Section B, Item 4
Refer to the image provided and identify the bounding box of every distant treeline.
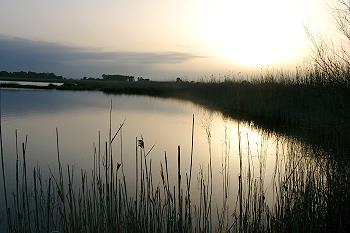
[83,74,151,82]
[102,74,135,82]
[0,71,64,79]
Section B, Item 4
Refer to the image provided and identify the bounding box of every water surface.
[0,88,318,229]
[0,80,63,87]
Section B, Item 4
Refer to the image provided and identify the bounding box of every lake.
[0,88,328,231]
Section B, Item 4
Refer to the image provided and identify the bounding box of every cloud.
[0,35,200,78]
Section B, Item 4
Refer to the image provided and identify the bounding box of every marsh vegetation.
[0,91,348,233]
[1,112,349,233]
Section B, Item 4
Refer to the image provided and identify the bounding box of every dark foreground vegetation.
[1,113,349,233]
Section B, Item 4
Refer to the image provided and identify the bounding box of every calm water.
[0,80,63,87]
[0,88,318,229]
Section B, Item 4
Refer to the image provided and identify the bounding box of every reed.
[0,87,11,232]
[0,114,349,233]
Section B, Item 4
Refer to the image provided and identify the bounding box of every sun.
[198,0,307,67]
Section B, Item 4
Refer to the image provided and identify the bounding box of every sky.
[0,0,344,80]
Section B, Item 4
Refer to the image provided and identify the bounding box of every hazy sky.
[0,0,343,80]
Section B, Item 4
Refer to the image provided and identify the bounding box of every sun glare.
[199,0,307,67]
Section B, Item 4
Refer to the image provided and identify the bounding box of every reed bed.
[0,108,350,233]
[49,66,349,157]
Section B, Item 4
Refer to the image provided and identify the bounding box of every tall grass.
[1,109,349,233]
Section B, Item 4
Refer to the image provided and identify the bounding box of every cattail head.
[138,139,144,149]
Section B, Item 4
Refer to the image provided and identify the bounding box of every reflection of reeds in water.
[1,108,350,232]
